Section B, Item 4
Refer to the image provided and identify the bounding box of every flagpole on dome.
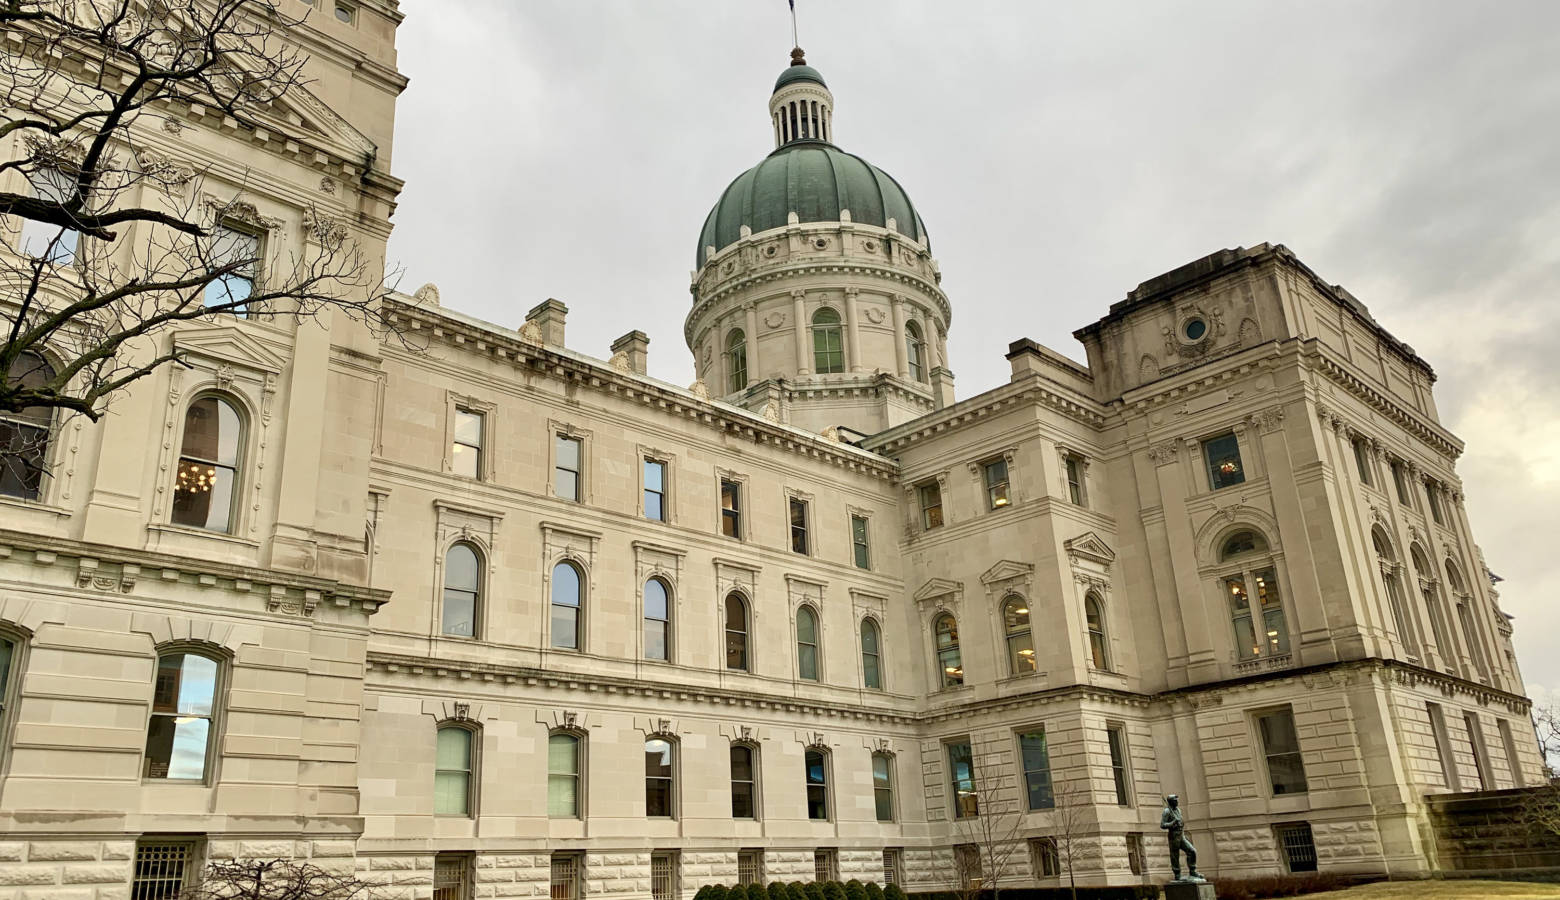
[789,0,799,51]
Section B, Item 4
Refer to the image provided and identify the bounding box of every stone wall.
[1426,788,1560,873]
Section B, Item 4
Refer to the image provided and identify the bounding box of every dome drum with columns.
[686,49,954,435]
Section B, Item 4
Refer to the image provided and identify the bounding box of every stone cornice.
[1306,342,1463,461]
[867,373,1107,454]
[382,299,900,482]
[0,528,389,615]
[366,651,921,726]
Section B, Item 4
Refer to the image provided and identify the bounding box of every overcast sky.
[384,1,1560,699]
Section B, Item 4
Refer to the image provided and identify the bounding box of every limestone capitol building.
[0,3,1543,899]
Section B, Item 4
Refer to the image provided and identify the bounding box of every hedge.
[699,885,1157,900]
[905,889,1159,900]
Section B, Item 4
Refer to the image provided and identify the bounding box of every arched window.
[441,542,481,638]
[644,578,671,661]
[1221,530,1269,560]
[860,618,883,690]
[1085,594,1110,670]
[171,394,243,533]
[548,732,581,818]
[804,748,829,820]
[796,605,820,681]
[144,650,220,781]
[905,320,926,382]
[1412,547,1453,663]
[1372,530,1418,657]
[934,614,964,687]
[645,738,675,817]
[726,329,748,393]
[1219,529,1290,660]
[0,631,20,742]
[872,752,895,822]
[725,593,749,671]
[0,351,55,500]
[1446,563,1490,680]
[812,308,844,374]
[551,561,582,650]
[730,744,757,818]
[435,724,475,816]
[1003,596,1035,675]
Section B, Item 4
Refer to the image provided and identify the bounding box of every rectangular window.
[650,853,678,900]
[1276,823,1318,873]
[550,853,581,900]
[1126,833,1145,875]
[721,479,742,538]
[789,497,809,554]
[1203,432,1246,490]
[1018,729,1054,810]
[1065,454,1087,506]
[813,849,838,883]
[555,434,582,501]
[954,844,981,890]
[1425,480,1445,525]
[872,754,894,822]
[1465,712,1492,790]
[644,459,666,521]
[919,481,943,530]
[1498,719,1525,787]
[737,850,764,886]
[1352,437,1373,486]
[204,223,261,315]
[1391,460,1413,505]
[983,458,1010,509]
[730,745,756,819]
[1257,708,1309,795]
[433,854,473,900]
[1106,725,1131,806]
[131,840,198,900]
[946,739,978,819]
[1228,567,1290,659]
[851,515,871,569]
[1427,702,1460,791]
[452,409,483,479]
[882,849,902,886]
[19,167,82,265]
[1030,837,1059,878]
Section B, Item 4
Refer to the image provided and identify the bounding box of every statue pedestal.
[1164,882,1216,900]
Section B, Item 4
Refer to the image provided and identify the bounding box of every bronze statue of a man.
[1160,794,1202,881]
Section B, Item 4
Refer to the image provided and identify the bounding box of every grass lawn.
[1298,881,1560,899]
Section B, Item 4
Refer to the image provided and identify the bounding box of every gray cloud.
[386,0,1560,700]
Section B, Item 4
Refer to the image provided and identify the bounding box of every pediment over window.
[980,559,1034,586]
[1064,532,1116,566]
[173,327,285,375]
[913,577,963,604]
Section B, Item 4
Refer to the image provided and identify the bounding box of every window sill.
[146,523,261,549]
[0,494,71,517]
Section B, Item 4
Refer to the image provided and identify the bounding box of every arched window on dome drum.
[0,351,55,500]
[1003,596,1035,675]
[860,618,883,690]
[905,320,926,382]
[725,329,748,393]
[812,307,844,374]
[934,613,963,687]
[551,561,582,650]
[171,394,243,533]
[725,593,749,671]
[442,542,481,638]
[796,605,820,681]
[1085,594,1109,670]
[1372,530,1418,657]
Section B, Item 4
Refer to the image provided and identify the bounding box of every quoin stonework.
[0,5,1542,900]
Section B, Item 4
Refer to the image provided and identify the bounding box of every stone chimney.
[525,299,568,346]
[610,330,650,375]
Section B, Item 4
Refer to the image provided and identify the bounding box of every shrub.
[790,882,809,900]
[768,883,789,900]
[694,888,711,900]
[864,884,885,900]
[805,882,827,900]
[730,886,751,900]
[707,886,729,900]
[1212,873,1354,900]
[823,883,847,900]
[884,885,909,900]
[844,881,868,900]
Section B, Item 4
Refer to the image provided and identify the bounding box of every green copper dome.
[697,141,929,267]
[774,64,826,92]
